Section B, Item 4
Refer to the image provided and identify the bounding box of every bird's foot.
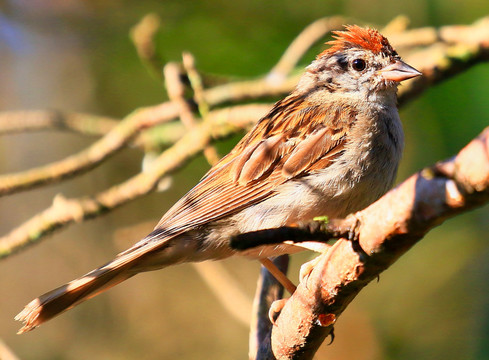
[269,298,288,325]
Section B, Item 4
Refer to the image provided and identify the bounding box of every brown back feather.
[150,95,357,237]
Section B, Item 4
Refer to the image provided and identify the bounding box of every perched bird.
[16,25,421,333]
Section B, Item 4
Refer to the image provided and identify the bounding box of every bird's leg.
[259,258,297,294]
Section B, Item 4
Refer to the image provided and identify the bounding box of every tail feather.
[15,232,180,334]
[15,262,133,334]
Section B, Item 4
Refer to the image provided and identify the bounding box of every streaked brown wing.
[152,95,357,237]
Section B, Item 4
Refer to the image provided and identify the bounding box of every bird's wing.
[126,95,357,252]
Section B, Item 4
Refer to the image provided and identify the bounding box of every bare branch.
[0,338,20,360]
[249,256,289,360]
[130,13,164,79]
[0,110,118,136]
[182,52,220,165]
[398,26,489,105]
[182,52,210,119]
[164,62,199,129]
[167,55,253,326]
[0,102,179,197]
[0,106,267,153]
[0,104,270,258]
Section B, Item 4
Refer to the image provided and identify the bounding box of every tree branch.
[165,57,255,327]
[0,102,179,197]
[130,13,164,80]
[0,104,269,258]
[0,338,19,360]
[233,126,489,359]
[249,255,290,360]
[0,110,118,136]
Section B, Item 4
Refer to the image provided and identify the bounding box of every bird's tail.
[15,259,135,334]
[15,230,179,334]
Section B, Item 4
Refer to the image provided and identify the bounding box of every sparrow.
[16,25,421,333]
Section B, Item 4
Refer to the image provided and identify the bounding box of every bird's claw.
[269,298,288,325]
[299,255,322,284]
[327,327,335,345]
[347,215,361,241]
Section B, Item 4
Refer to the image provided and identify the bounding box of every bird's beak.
[379,60,422,82]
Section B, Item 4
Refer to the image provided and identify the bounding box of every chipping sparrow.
[16,25,421,333]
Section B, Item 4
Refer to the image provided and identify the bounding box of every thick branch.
[235,127,489,359]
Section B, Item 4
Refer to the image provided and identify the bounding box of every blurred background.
[1,0,489,359]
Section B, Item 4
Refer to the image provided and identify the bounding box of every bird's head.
[298,25,421,101]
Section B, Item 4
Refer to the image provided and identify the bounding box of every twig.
[0,106,268,153]
[0,109,187,152]
[182,52,210,119]
[0,338,20,360]
[203,74,300,108]
[181,53,220,165]
[398,39,489,106]
[0,102,179,197]
[191,261,252,326]
[130,13,164,79]
[388,16,489,49]
[0,110,118,136]
[163,62,198,129]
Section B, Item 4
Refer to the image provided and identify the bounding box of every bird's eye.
[351,59,366,71]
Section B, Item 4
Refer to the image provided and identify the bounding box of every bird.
[16,25,421,334]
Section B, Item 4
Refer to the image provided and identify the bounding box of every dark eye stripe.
[335,54,349,70]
